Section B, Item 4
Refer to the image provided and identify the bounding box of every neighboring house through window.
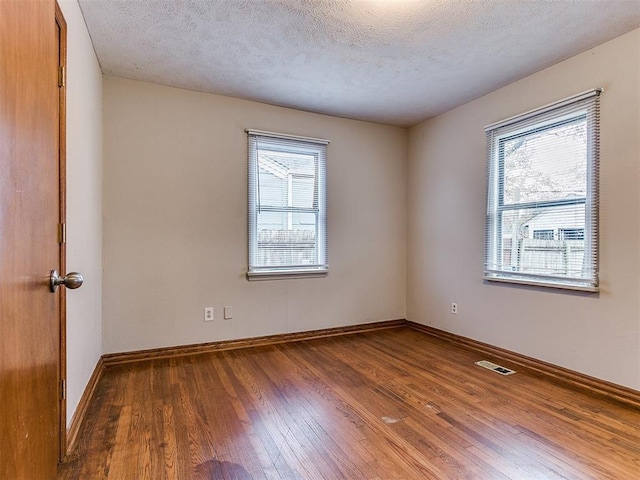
[559,228,585,241]
[246,130,328,279]
[533,229,554,240]
[484,89,601,291]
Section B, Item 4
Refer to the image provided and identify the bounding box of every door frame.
[55,1,68,462]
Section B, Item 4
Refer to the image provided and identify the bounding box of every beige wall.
[407,29,640,390]
[65,12,638,406]
[102,77,407,353]
[58,0,103,425]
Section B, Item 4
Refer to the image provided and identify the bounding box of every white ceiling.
[78,0,640,127]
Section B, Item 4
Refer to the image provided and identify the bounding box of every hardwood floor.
[58,328,640,479]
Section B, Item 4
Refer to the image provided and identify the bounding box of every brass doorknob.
[50,270,84,293]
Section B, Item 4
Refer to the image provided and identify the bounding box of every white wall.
[407,29,640,390]
[102,77,407,353]
[58,0,103,426]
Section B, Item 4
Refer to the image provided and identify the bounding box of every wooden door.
[0,1,64,478]
[55,1,69,462]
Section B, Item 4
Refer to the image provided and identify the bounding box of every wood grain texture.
[64,357,104,457]
[101,319,405,365]
[99,319,640,410]
[56,0,69,460]
[408,322,640,409]
[1,1,62,478]
[59,328,640,479]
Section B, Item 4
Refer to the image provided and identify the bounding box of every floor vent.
[475,360,516,375]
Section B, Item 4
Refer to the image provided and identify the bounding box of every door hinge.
[60,379,66,400]
[58,66,65,88]
[58,223,66,244]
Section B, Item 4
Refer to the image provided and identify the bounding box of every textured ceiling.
[78,0,640,127]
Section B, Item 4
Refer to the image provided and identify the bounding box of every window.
[484,89,601,291]
[247,130,328,279]
[533,229,554,240]
[559,228,584,241]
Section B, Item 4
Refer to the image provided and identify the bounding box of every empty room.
[2,0,640,479]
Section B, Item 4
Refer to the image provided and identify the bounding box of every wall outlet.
[224,306,233,320]
[451,302,458,315]
[204,307,214,322]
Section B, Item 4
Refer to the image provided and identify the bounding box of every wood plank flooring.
[58,328,640,479]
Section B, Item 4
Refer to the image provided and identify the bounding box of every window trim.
[246,129,329,280]
[484,89,601,292]
[533,229,554,240]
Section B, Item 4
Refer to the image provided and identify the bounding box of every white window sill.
[247,269,328,281]
[483,275,598,292]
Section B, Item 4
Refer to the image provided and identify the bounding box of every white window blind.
[247,130,328,279]
[484,89,601,291]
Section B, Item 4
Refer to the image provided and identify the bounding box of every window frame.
[533,229,554,240]
[484,89,601,292]
[246,129,329,280]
